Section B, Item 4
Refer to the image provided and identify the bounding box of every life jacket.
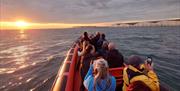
[123,65,160,91]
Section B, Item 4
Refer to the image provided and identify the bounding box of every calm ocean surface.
[0,26,180,91]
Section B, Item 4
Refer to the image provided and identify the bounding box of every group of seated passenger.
[77,32,160,91]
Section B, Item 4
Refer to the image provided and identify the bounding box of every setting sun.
[15,21,29,28]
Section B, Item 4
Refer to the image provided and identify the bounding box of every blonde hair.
[93,58,111,91]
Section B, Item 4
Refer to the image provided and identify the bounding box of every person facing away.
[106,42,124,68]
[84,58,116,91]
[83,31,91,42]
[123,55,160,91]
[98,41,109,59]
[90,32,101,51]
[79,43,96,79]
[97,33,108,49]
[78,41,96,91]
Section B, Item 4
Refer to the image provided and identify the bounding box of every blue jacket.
[84,65,116,91]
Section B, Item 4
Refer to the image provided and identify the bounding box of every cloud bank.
[0,0,180,23]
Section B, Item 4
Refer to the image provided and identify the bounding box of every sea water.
[0,26,180,91]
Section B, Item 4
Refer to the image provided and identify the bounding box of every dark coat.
[80,53,95,80]
[106,49,124,68]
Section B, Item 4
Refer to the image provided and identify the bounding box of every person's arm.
[84,65,93,80]
[78,50,85,56]
[147,70,159,82]
[82,41,86,50]
[145,63,159,91]
[78,41,87,56]
[90,45,96,54]
[144,62,159,82]
[83,65,94,90]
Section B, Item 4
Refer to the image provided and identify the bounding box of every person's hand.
[94,71,100,78]
[90,60,94,65]
[144,60,153,71]
[76,44,79,48]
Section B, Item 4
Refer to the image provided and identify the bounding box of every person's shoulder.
[110,76,116,87]
[110,76,116,81]
[110,49,118,51]
[109,49,119,53]
[112,49,123,55]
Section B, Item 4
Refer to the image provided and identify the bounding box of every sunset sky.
[0,0,180,29]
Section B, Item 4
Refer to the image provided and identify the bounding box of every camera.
[146,56,153,66]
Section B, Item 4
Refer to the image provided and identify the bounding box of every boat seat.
[109,67,124,85]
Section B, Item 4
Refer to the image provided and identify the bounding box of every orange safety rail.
[109,67,124,85]
[65,46,78,91]
[51,43,77,91]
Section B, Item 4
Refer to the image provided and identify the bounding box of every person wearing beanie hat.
[127,55,144,70]
[123,55,160,91]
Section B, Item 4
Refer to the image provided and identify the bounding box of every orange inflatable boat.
[51,40,170,91]
[51,43,124,91]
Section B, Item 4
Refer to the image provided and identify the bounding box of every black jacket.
[106,49,124,68]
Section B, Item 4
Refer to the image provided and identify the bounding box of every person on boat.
[123,55,160,91]
[97,41,109,59]
[77,32,90,50]
[97,33,108,49]
[77,41,87,55]
[106,42,124,68]
[82,32,91,42]
[84,58,116,91]
[78,42,96,91]
[90,32,101,51]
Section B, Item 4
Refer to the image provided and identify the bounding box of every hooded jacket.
[123,65,160,91]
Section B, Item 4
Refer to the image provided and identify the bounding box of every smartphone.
[146,56,153,65]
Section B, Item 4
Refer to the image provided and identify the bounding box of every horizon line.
[1,18,180,30]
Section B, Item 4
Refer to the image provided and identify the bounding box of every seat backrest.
[109,67,124,85]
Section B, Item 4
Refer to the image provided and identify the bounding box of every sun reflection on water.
[12,45,30,72]
[20,29,25,34]
[18,77,23,80]
[0,36,30,74]
[20,33,27,39]
[19,29,27,40]
[26,78,33,83]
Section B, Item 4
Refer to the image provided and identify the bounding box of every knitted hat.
[127,55,144,67]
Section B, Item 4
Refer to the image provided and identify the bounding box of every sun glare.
[15,21,29,28]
